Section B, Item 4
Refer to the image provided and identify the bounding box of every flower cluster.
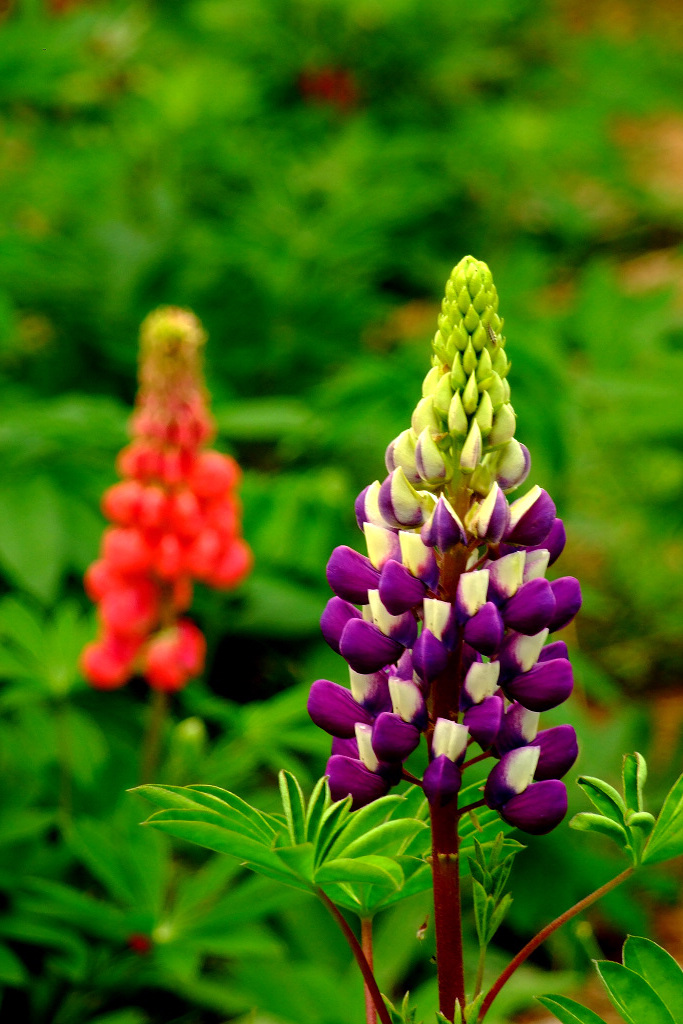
[308,257,581,834]
[81,307,251,692]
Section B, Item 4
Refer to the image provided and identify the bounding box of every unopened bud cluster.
[308,257,582,835]
[81,308,251,693]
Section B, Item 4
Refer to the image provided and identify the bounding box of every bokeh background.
[1,0,683,1021]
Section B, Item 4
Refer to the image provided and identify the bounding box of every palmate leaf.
[622,936,683,1023]
[537,994,608,1024]
[643,771,683,866]
[595,960,675,1024]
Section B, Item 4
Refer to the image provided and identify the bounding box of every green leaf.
[315,855,404,890]
[326,794,405,858]
[595,960,676,1024]
[187,786,278,836]
[622,753,647,814]
[537,994,608,1024]
[0,477,65,603]
[134,786,274,843]
[278,771,307,845]
[339,819,427,859]
[273,843,315,883]
[313,796,352,865]
[464,993,486,1023]
[486,891,513,944]
[303,776,330,842]
[643,772,683,865]
[569,813,629,847]
[472,879,488,944]
[0,942,28,987]
[143,812,288,876]
[577,776,627,824]
[622,936,683,1023]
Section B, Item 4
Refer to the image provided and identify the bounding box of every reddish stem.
[478,866,635,1020]
[462,751,493,769]
[361,917,376,1024]
[317,890,392,1024]
[430,800,466,1019]
[457,798,486,816]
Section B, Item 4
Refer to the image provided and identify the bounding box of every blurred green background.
[1,0,683,1022]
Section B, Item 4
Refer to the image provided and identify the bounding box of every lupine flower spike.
[81,307,252,693]
[308,256,581,1018]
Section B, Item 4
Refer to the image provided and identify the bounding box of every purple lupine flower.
[308,255,582,837]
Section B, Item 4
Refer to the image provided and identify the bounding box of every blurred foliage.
[1,0,683,1021]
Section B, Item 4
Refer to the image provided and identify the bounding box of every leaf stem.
[317,889,392,1024]
[473,944,487,999]
[458,798,486,816]
[462,752,492,770]
[361,917,377,1024]
[478,865,635,1020]
[140,686,169,784]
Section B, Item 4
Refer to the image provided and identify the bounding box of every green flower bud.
[460,419,482,473]
[450,323,468,352]
[412,395,441,434]
[416,427,449,484]
[422,365,441,398]
[462,372,479,415]
[484,371,506,409]
[488,403,516,446]
[492,347,509,378]
[388,428,421,482]
[470,456,495,496]
[462,339,478,376]
[501,378,511,403]
[450,352,467,389]
[464,305,479,333]
[475,390,494,435]
[476,347,493,381]
[433,331,449,363]
[448,390,469,437]
[471,323,487,351]
[433,373,454,416]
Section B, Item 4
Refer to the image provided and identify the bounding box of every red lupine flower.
[81,307,252,693]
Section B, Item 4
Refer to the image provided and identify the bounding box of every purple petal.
[531,725,578,780]
[526,518,566,566]
[496,440,531,492]
[505,487,556,546]
[484,747,540,809]
[423,755,462,807]
[372,712,421,762]
[421,495,466,550]
[331,736,359,757]
[339,618,404,674]
[548,577,582,632]
[500,779,567,835]
[307,680,374,738]
[379,560,426,615]
[394,649,415,680]
[326,546,380,604]
[464,602,504,656]
[326,754,390,809]
[412,629,449,684]
[487,551,525,605]
[503,578,556,635]
[463,695,504,749]
[355,485,371,530]
[538,640,568,662]
[350,669,392,713]
[378,469,425,529]
[320,597,360,653]
[496,702,539,754]
[498,629,548,680]
[476,484,510,543]
[504,658,574,711]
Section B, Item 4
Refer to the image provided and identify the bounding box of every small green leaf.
[577,776,627,824]
[471,879,488,944]
[595,960,675,1024]
[486,892,513,944]
[622,753,647,814]
[134,786,274,843]
[326,794,405,858]
[315,855,404,890]
[340,819,427,859]
[643,773,683,865]
[464,993,486,1023]
[622,936,683,1023]
[273,843,315,882]
[303,776,330,842]
[278,771,306,845]
[313,797,352,865]
[537,994,608,1024]
[569,812,629,847]
[0,942,28,986]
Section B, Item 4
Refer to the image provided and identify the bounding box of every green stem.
[317,890,392,1024]
[473,944,487,999]
[361,917,377,1024]
[478,865,635,1020]
[140,686,169,784]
